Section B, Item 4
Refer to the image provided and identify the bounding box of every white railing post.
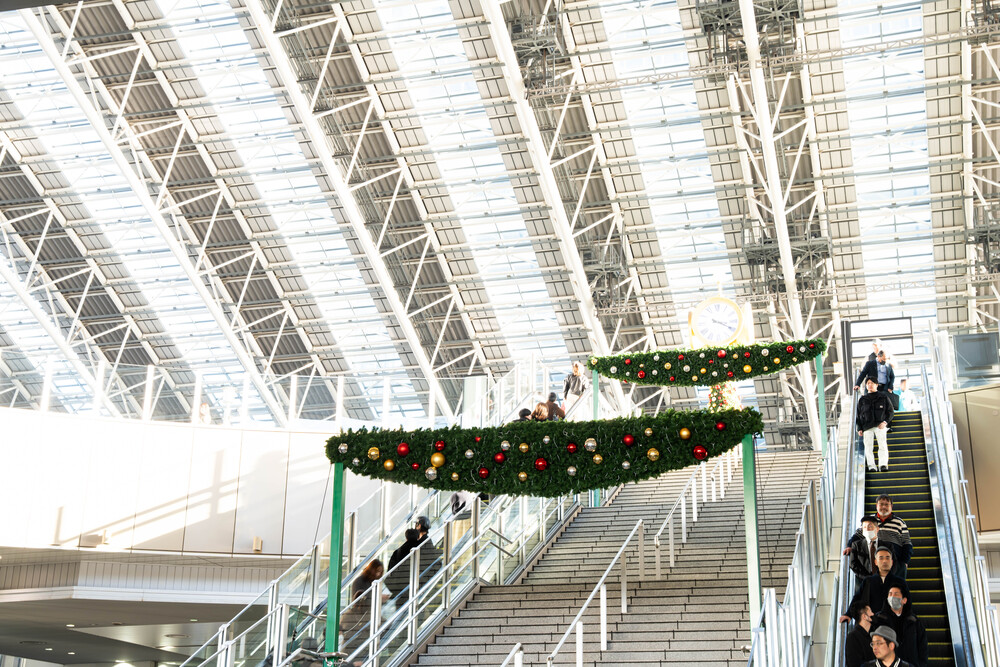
[669,517,675,567]
[691,481,697,523]
[620,554,627,614]
[599,584,607,650]
[637,521,645,580]
[701,461,707,506]
[654,537,661,580]
[575,621,583,667]
[680,495,687,542]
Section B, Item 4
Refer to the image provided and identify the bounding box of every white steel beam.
[736,0,822,449]
[242,0,457,422]
[479,1,629,408]
[22,9,289,427]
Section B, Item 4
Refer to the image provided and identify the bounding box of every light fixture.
[45,648,53,652]
[189,619,198,622]
[68,653,75,656]
[66,624,75,628]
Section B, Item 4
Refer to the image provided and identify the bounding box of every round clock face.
[694,300,741,345]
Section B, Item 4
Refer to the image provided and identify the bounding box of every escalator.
[864,410,954,666]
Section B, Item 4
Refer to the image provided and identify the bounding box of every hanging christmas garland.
[326,408,763,497]
[589,338,826,387]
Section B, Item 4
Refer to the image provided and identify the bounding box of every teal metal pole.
[591,368,599,419]
[325,462,347,658]
[815,355,828,458]
[742,433,762,624]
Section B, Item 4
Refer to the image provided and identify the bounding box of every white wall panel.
[281,432,334,554]
[132,425,194,550]
[232,430,289,555]
[79,420,143,549]
[183,427,242,553]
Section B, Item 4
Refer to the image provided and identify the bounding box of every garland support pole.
[815,355,828,458]
[325,462,347,659]
[591,368,599,420]
[742,433,762,624]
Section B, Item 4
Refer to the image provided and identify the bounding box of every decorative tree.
[708,382,741,412]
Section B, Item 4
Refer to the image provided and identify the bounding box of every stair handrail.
[830,393,863,666]
[498,643,523,667]
[746,428,839,666]
[544,518,645,667]
[923,350,1000,665]
[653,447,739,577]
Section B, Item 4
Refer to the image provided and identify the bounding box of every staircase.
[865,410,954,666]
[415,451,820,666]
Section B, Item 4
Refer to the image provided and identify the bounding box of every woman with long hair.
[340,559,386,665]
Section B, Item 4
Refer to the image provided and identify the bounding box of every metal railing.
[654,447,739,576]
[925,344,1000,665]
[829,393,862,666]
[499,643,523,667]
[544,519,646,667]
[745,424,839,667]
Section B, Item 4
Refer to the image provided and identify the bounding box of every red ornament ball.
[637,370,646,379]
[434,440,445,451]
[715,421,726,431]
[786,345,794,354]
[623,434,635,446]
[410,462,420,471]
[708,359,714,364]
[566,442,578,454]
[534,457,549,471]
[624,358,632,365]
[494,452,506,464]
[717,350,726,358]
[397,442,410,457]
[744,351,751,358]
[478,467,490,479]
[474,436,481,442]
[727,371,735,378]
[669,376,675,382]
[809,343,815,348]
[678,354,685,360]
[692,445,709,461]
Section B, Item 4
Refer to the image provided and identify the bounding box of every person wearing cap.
[872,583,927,667]
[841,546,904,622]
[845,602,876,667]
[864,625,914,667]
[843,515,882,587]
[544,392,565,421]
[857,376,894,472]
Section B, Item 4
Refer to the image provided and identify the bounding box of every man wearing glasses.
[865,626,914,667]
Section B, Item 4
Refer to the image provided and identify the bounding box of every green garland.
[326,408,763,497]
[589,339,826,387]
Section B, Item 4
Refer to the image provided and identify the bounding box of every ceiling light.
[66,624,75,628]
[45,648,53,652]
[188,619,198,622]
[68,653,75,656]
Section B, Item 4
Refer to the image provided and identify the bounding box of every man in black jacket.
[846,602,876,667]
[841,546,904,622]
[873,583,928,667]
[855,351,895,394]
[857,377,895,472]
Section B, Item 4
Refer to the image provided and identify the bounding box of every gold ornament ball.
[519,442,530,453]
[665,362,672,370]
[691,375,698,381]
[644,427,653,437]
[430,452,446,468]
[517,471,528,482]
[450,472,460,481]
[793,356,798,362]
[383,459,395,471]
[743,364,752,373]
[647,447,660,461]
[592,454,603,465]
[367,447,380,460]
[774,358,780,364]
[700,367,707,374]
[679,427,691,440]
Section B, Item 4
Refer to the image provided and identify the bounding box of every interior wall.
[0,407,380,556]
[949,384,1000,533]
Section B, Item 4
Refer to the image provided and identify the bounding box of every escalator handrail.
[830,390,862,666]
[922,361,985,667]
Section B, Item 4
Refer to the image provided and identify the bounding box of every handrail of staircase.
[177,478,443,667]
[498,643,523,667]
[830,392,862,666]
[342,493,576,667]
[923,350,1000,665]
[545,519,645,667]
[746,424,839,666]
[653,447,738,577]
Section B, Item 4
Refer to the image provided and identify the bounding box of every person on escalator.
[845,602,876,667]
[384,528,422,604]
[864,626,914,667]
[857,376,894,473]
[855,351,896,395]
[841,546,904,622]
[843,516,881,587]
[873,494,913,580]
[872,583,928,667]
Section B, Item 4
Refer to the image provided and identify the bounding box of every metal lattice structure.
[1,0,998,440]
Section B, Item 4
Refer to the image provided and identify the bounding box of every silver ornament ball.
[501,440,511,451]
[584,438,597,452]
[465,449,475,459]
[621,460,631,470]
[425,467,438,481]
[338,443,349,454]
[566,466,577,477]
